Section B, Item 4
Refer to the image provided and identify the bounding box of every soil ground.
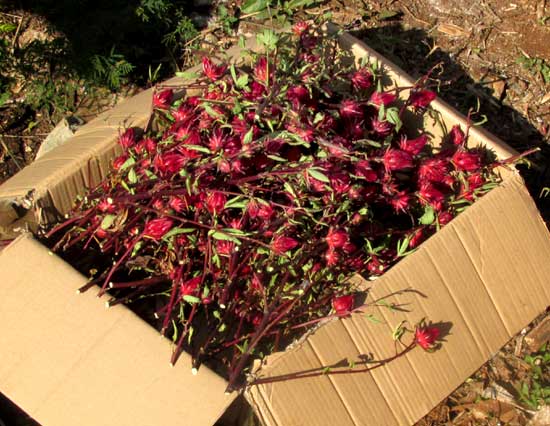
[1,0,550,425]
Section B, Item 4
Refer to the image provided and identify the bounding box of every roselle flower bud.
[383,148,414,171]
[418,182,445,211]
[449,125,465,146]
[118,128,136,149]
[271,236,299,254]
[369,91,397,107]
[209,128,226,152]
[371,118,393,137]
[143,217,174,240]
[286,85,310,109]
[438,211,454,226]
[339,99,363,119]
[152,198,164,211]
[367,256,385,275]
[326,228,349,249]
[330,172,351,195]
[172,105,195,123]
[415,325,440,350]
[418,157,449,183]
[206,191,227,215]
[112,154,128,171]
[168,197,186,213]
[399,134,428,156]
[257,203,275,221]
[292,21,309,36]
[180,276,201,296]
[409,89,436,109]
[154,153,186,175]
[351,68,373,90]
[390,191,411,212]
[325,248,340,266]
[202,57,226,81]
[332,295,354,316]
[354,160,378,182]
[409,228,426,248]
[452,150,482,172]
[216,240,234,256]
[95,228,108,239]
[254,57,269,83]
[153,89,173,110]
[98,198,116,213]
[250,312,263,327]
[217,159,231,174]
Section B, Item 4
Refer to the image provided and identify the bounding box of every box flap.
[247,172,550,426]
[0,234,235,426]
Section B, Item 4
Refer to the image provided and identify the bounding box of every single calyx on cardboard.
[42,21,535,397]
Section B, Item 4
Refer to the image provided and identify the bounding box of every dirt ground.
[1,0,550,425]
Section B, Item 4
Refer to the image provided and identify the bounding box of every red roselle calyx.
[47,23,528,392]
[332,295,354,316]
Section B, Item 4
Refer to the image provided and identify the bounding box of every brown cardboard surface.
[0,234,235,426]
[247,172,550,426]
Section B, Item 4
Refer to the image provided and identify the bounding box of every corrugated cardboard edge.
[0,41,256,239]
[0,233,235,426]
[245,30,550,426]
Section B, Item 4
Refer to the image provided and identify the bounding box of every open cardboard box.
[1,29,550,426]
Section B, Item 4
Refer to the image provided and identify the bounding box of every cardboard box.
[1,30,550,426]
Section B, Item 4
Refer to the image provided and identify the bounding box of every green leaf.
[256,29,279,51]
[128,168,137,184]
[225,197,247,209]
[307,168,330,183]
[162,227,196,240]
[284,0,314,11]
[185,144,211,154]
[209,231,241,245]
[243,127,254,144]
[267,154,287,162]
[203,103,222,118]
[213,310,221,320]
[0,23,17,33]
[241,0,268,14]
[183,295,201,304]
[236,74,249,89]
[100,214,116,230]
[120,157,136,171]
[419,206,435,225]
[386,107,402,132]
[176,70,200,80]
[0,92,10,107]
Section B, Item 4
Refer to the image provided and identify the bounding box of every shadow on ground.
[352,23,550,220]
[10,0,209,84]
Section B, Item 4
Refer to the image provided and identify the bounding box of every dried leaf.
[540,92,550,104]
[437,23,470,37]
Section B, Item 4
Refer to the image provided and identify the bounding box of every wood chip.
[525,316,550,351]
[541,92,550,104]
[437,23,471,37]
[492,79,507,100]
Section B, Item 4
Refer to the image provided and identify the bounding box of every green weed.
[517,343,550,410]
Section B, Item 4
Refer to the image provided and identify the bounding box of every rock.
[528,405,550,426]
[35,116,83,159]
